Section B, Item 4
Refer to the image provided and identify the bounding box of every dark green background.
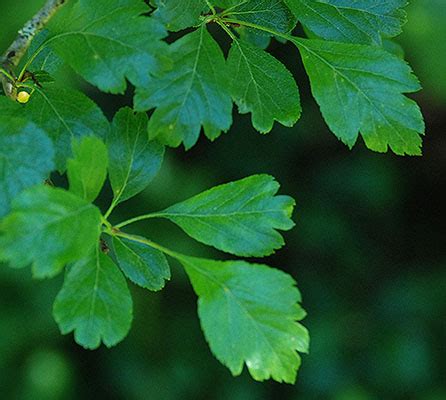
[1,1,445,399]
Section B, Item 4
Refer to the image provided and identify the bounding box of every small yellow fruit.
[17,91,31,104]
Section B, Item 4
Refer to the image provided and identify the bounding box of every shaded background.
[0,1,445,399]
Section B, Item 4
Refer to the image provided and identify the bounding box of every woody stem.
[1,0,67,99]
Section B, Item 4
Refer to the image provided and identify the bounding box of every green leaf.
[157,175,295,257]
[112,236,170,291]
[216,0,246,7]
[108,107,164,205]
[47,0,169,93]
[382,39,405,59]
[224,0,296,35]
[286,0,407,45]
[53,247,133,349]
[0,186,102,278]
[238,27,272,50]
[293,38,425,155]
[227,39,301,133]
[135,25,233,149]
[67,136,108,202]
[25,87,109,171]
[0,116,54,217]
[180,255,309,383]
[28,30,63,74]
[153,0,208,31]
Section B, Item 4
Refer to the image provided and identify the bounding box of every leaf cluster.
[0,108,308,383]
[0,0,426,384]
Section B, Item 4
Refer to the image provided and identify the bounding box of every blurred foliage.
[0,0,445,399]
[401,0,446,104]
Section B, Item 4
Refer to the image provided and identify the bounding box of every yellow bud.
[17,91,31,104]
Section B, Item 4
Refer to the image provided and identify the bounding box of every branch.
[1,0,67,100]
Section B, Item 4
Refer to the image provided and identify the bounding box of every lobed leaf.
[180,255,309,383]
[0,186,102,278]
[47,0,169,93]
[286,0,407,45]
[135,25,233,149]
[227,39,301,133]
[53,247,133,349]
[157,175,295,257]
[293,38,425,155]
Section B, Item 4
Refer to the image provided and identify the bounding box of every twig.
[205,0,216,15]
[1,0,67,100]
